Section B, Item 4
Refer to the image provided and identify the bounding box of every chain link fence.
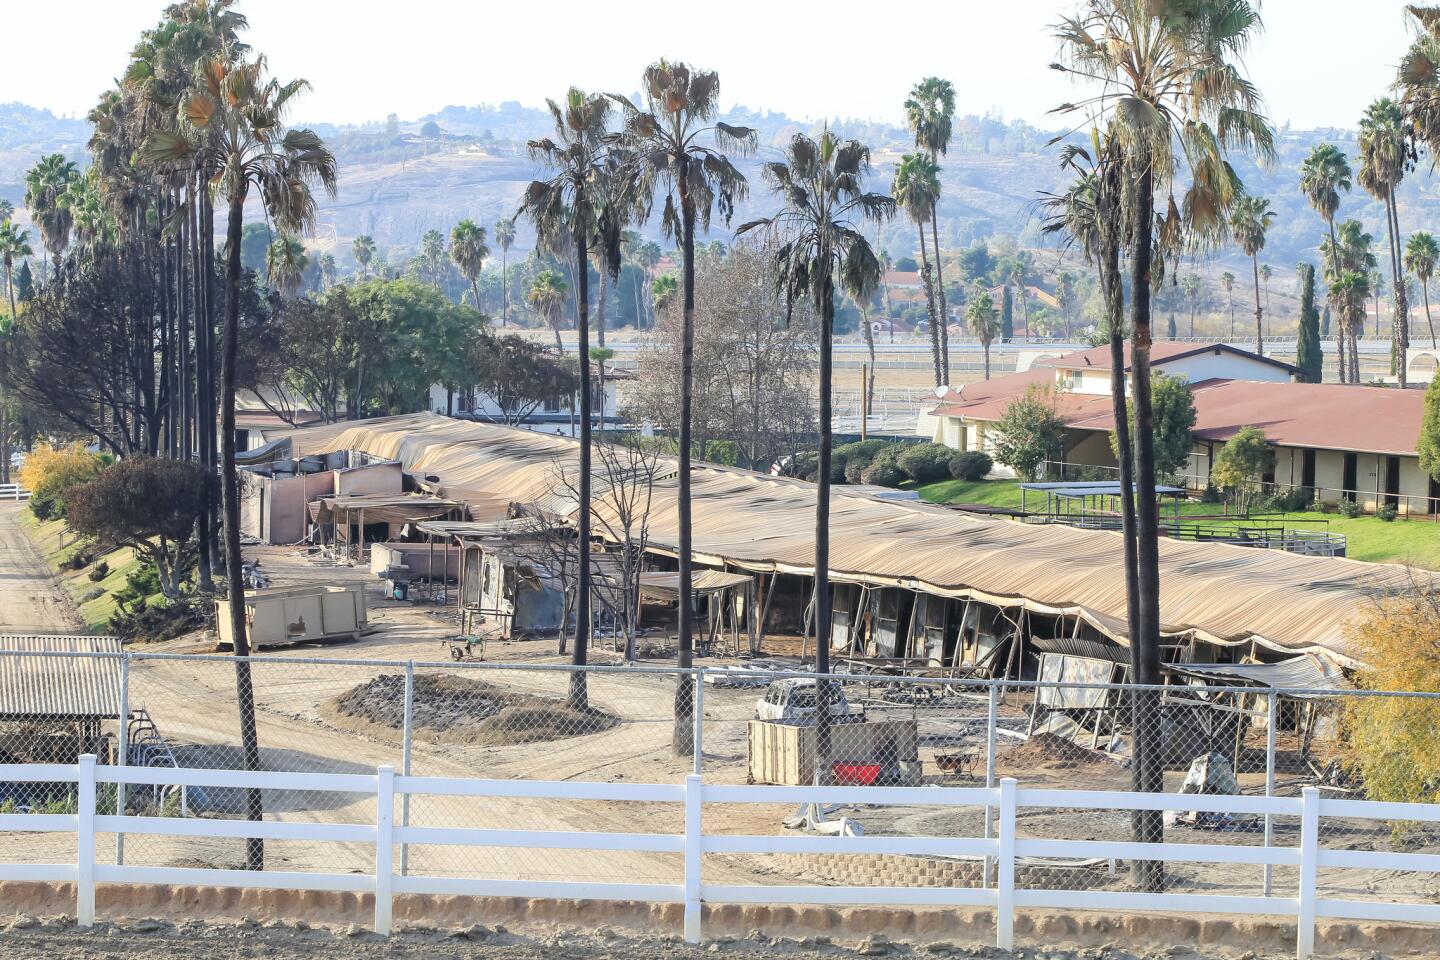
[2,650,1437,913]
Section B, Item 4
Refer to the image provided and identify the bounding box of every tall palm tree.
[1181,273,1201,336]
[1220,271,1236,337]
[420,228,448,291]
[1358,98,1415,385]
[494,217,516,327]
[353,234,376,278]
[1299,142,1352,379]
[892,153,943,385]
[23,153,80,281]
[609,61,754,755]
[1406,230,1440,349]
[904,77,956,379]
[143,52,335,871]
[317,251,336,289]
[966,290,1000,378]
[265,234,308,298]
[528,269,568,350]
[1054,0,1274,882]
[0,199,13,225]
[450,218,489,310]
[651,273,678,313]
[1260,263,1272,327]
[1229,195,1275,354]
[518,88,633,710]
[1321,219,1377,383]
[738,130,893,784]
[0,222,31,321]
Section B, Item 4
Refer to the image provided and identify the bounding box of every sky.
[0,1,1423,131]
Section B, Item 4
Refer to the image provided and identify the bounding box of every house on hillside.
[918,342,1439,514]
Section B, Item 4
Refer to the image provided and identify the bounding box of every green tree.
[904,77,956,379]
[740,130,892,784]
[450,219,490,311]
[1220,271,1236,336]
[1358,98,1415,384]
[1322,219,1377,383]
[966,289,1001,379]
[352,234,376,278]
[999,283,1013,342]
[1300,142,1353,377]
[317,251,336,290]
[265,234,308,298]
[494,217,516,327]
[23,153,79,280]
[471,334,578,424]
[0,221,32,321]
[420,228,448,290]
[1405,230,1439,350]
[1181,273,1201,336]
[991,384,1065,481]
[1229,194,1275,354]
[1296,263,1323,383]
[892,153,944,385]
[1114,373,1196,481]
[527,268,568,350]
[1212,425,1275,514]
[1420,374,1440,482]
[610,61,754,753]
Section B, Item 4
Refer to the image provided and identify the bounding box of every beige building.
[920,342,1438,514]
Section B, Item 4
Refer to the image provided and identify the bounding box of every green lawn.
[17,509,142,631]
[913,478,1440,570]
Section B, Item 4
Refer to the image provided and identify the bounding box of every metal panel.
[0,636,122,719]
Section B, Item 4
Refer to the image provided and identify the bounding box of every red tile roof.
[930,374,1425,457]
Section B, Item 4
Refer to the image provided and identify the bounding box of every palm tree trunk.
[1387,194,1409,387]
[1424,279,1436,350]
[930,213,949,382]
[673,168,696,758]
[1251,255,1264,355]
[501,252,508,328]
[596,269,607,349]
[1127,158,1164,890]
[862,303,876,414]
[811,267,836,787]
[1325,218,1346,384]
[572,227,591,712]
[222,191,264,872]
[916,223,941,386]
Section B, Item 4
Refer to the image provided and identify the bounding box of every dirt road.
[0,502,82,633]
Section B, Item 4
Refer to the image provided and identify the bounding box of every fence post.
[115,654,130,865]
[683,773,703,944]
[399,661,414,877]
[1297,786,1320,960]
[1263,689,1277,897]
[692,669,705,777]
[77,754,97,928]
[983,681,998,886]
[374,765,395,936]
[996,777,1017,951]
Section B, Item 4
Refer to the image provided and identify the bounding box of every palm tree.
[528,269,568,349]
[1220,271,1236,337]
[739,130,893,785]
[494,217,516,327]
[1260,263,1272,328]
[609,61,754,755]
[1229,195,1276,354]
[0,199,13,224]
[265,234,308,298]
[904,77,956,379]
[892,153,943,385]
[1299,142,1353,378]
[966,290,1001,378]
[518,88,634,710]
[23,153,80,281]
[1181,273,1201,336]
[652,273,678,314]
[143,53,335,871]
[353,234,376,278]
[450,219,490,310]
[1054,0,1274,883]
[1358,98,1415,385]
[317,252,336,289]
[420,228,448,291]
[0,221,31,321]
[1406,230,1440,349]
[1321,219,1377,383]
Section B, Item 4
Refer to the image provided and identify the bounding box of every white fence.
[4,756,1439,958]
[0,483,29,501]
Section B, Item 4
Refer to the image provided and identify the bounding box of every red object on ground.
[832,763,882,786]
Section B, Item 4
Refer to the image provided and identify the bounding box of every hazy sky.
[0,1,1422,131]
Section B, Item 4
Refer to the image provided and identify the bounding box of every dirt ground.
[0,502,84,633]
[0,915,1412,960]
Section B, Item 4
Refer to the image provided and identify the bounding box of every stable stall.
[308,493,461,563]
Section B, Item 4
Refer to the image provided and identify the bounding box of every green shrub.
[1266,487,1314,513]
[843,458,869,484]
[1338,498,1364,519]
[28,490,59,521]
[62,549,95,571]
[703,439,740,466]
[87,560,109,582]
[1201,483,1223,504]
[897,443,954,484]
[949,451,993,482]
[1376,502,1399,522]
[833,439,894,483]
[861,458,905,488]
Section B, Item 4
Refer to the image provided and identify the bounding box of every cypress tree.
[1296,263,1323,382]
[1000,284,1014,340]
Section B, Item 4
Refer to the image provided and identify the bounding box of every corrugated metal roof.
[1166,656,1349,695]
[0,635,123,718]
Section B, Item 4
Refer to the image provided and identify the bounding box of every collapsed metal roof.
[0,635,123,719]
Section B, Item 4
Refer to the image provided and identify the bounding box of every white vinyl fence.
[4,756,1440,958]
[0,483,29,501]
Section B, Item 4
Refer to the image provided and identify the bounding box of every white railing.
[0,483,29,501]
[4,757,1440,957]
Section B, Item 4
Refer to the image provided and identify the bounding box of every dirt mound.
[1001,732,1118,770]
[327,673,619,747]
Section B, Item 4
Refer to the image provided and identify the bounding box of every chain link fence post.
[983,679,998,886]
[399,660,414,877]
[115,652,130,865]
[692,668,705,776]
[1264,688,1277,897]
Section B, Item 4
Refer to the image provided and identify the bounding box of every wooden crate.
[747,718,920,786]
